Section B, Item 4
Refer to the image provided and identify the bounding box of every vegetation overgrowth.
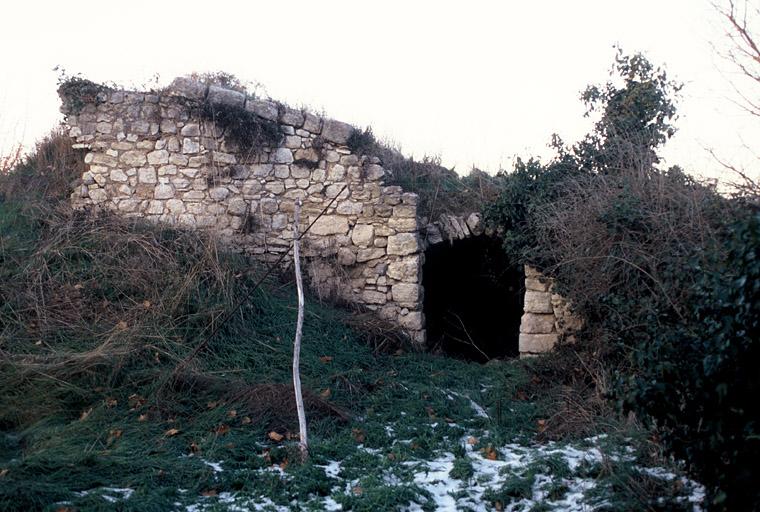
[486,49,760,510]
[0,130,701,511]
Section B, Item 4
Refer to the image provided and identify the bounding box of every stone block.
[351,224,374,247]
[398,311,424,330]
[387,255,420,282]
[321,119,353,144]
[523,290,553,314]
[207,85,245,107]
[520,313,556,334]
[356,247,386,262]
[519,333,558,354]
[392,283,421,304]
[387,233,420,256]
[245,99,278,121]
[309,215,349,236]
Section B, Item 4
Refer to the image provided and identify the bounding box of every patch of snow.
[201,459,223,473]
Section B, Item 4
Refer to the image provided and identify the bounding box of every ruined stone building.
[59,77,579,359]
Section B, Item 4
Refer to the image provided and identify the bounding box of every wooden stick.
[292,198,308,461]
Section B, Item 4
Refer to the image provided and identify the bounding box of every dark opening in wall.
[423,235,524,362]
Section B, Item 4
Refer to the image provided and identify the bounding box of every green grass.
[0,192,703,511]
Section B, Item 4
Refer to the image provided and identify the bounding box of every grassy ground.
[0,138,703,511]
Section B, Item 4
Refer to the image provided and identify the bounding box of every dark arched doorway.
[422,235,523,362]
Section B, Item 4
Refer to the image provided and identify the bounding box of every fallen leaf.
[467,436,479,445]
[107,429,122,446]
[116,320,128,330]
[387,452,396,461]
[537,419,547,433]
[34,340,43,346]
[80,408,92,421]
[494,500,504,511]
[206,401,219,410]
[319,355,333,363]
[319,388,331,399]
[352,485,363,496]
[138,414,148,422]
[445,417,455,424]
[214,424,230,435]
[425,406,436,419]
[227,410,237,418]
[268,431,284,442]
[104,398,117,408]
[74,283,84,290]
[189,442,199,454]
[351,428,365,443]
[128,394,146,410]
[279,458,289,470]
[241,416,252,425]
[0,469,8,478]
[164,428,181,437]
[201,489,217,497]
[516,390,528,401]
[142,300,151,308]
[482,445,499,461]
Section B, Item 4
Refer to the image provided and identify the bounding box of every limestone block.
[337,247,357,266]
[280,107,304,127]
[392,205,416,218]
[519,333,558,354]
[525,277,550,292]
[351,224,374,247]
[357,247,386,262]
[119,150,146,167]
[387,255,421,282]
[209,187,230,201]
[168,77,208,99]
[466,212,484,236]
[398,311,424,330]
[303,113,321,133]
[166,199,185,214]
[272,148,294,164]
[90,153,118,167]
[326,183,349,199]
[387,233,420,256]
[321,119,353,145]
[182,138,201,154]
[309,215,349,236]
[392,283,421,304]
[520,313,556,334]
[265,182,285,194]
[245,99,278,121]
[110,169,128,182]
[401,192,419,205]
[362,290,387,305]
[337,201,363,215]
[291,165,311,179]
[389,217,418,232]
[147,150,169,165]
[364,164,385,180]
[170,153,189,166]
[207,85,245,107]
[89,188,108,203]
[274,165,290,179]
[154,184,174,199]
[523,290,553,314]
[181,123,200,136]
[138,167,157,184]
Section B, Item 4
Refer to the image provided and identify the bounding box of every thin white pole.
[291,198,308,461]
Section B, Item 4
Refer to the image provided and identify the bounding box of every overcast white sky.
[0,0,757,183]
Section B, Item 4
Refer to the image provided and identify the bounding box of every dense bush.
[487,51,759,510]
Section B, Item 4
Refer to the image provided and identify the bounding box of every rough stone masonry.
[59,76,578,355]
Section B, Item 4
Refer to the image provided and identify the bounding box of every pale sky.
[1,0,757,183]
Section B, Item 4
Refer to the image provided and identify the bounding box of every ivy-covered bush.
[486,51,760,510]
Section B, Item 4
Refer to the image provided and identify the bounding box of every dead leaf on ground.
[189,442,199,454]
[319,355,333,363]
[482,445,499,461]
[79,408,92,421]
[351,428,365,443]
[352,485,363,496]
[227,409,237,418]
[116,320,128,331]
[201,489,217,497]
[164,428,181,437]
[241,416,252,425]
[107,429,122,446]
[279,458,289,471]
[268,431,284,442]
[467,436,479,445]
[425,406,436,419]
[319,388,331,399]
[104,398,117,408]
[214,424,230,435]
[0,469,8,478]
[138,414,148,422]
[537,419,547,433]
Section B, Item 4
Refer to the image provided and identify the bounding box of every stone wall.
[59,78,425,343]
[519,265,583,356]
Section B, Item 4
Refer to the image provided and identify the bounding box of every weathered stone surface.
[520,313,555,334]
[351,224,374,247]
[321,119,353,144]
[356,247,386,262]
[110,169,128,182]
[398,311,424,330]
[392,283,421,304]
[519,333,558,354]
[245,99,278,121]
[168,77,208,99]
[362,290,387,304]
[154,184,174,199]
[209,187,230,201]
[207,85,245,107]
[272,148,293,164]
[387,233,419,256]
[147,150,169,165]
[523,290,553,314]
[120,150,146,167]
[182,138,200,154]
[227,197,247,215]
[309,215,349,236]
[138,167,157,184]
[387,256,420,282]
[525,277,550,292]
